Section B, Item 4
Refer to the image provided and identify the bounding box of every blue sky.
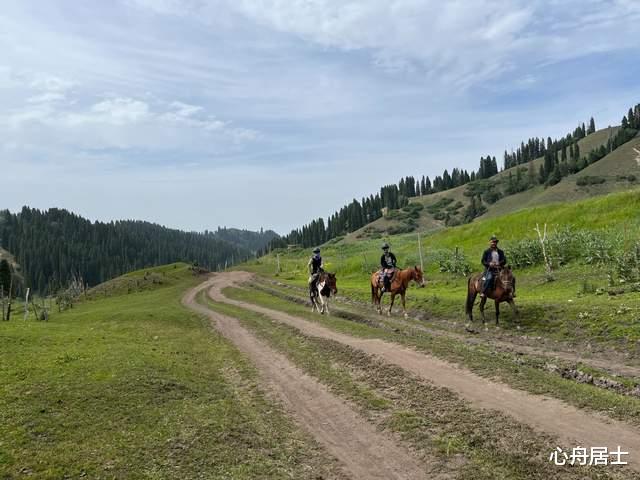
[2,0,640,233]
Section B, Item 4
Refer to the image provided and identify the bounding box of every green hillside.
[243,189,640,348]
[351,127,639,239]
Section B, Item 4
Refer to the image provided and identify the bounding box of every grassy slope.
[0,263,339,479]
[350,127,627,238]
[241,190,640,348]
[487,133,640,217]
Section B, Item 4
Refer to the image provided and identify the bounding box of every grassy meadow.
[0,263,338,479]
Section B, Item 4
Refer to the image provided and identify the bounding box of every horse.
[465,266,518,331]
[370,266,425,318]
[310,272,338,315]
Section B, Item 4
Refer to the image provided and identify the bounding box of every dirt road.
[183,278,446,480]
[213,271,640,472]
[258,280,640,379]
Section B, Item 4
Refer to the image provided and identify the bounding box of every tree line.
[0,207,256,295]
[267,105,639,250]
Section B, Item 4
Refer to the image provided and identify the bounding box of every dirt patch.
[216,271,640,473]
[183,278,444,480]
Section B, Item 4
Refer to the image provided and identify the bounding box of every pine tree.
[0,259,11,294]
[588,117,596,134]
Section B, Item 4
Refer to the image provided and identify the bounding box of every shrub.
[576,175,606,186]
[434,249,472,276]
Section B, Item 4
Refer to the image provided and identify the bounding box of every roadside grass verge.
[201,293,630,480]
[0,265,341,479]
[222,286,640,427]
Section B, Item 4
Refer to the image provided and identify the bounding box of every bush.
[426,197,454,214]
[505,227,623,269]
[616,242,640,282]
[576,175,606,186]
[434,249,472,276]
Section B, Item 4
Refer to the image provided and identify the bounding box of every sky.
[2,0,640,234]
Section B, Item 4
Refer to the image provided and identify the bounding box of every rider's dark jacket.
[310,255,323,274]
[481,248,506,269]
[380,252,397,269]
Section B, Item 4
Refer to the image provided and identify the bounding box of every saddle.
[378,268,397,286]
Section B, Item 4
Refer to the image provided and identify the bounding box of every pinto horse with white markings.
[310,272,338,315]
[370,266,425,317]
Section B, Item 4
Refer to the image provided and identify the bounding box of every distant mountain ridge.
[0,207,279,294]
[211,227,279,254]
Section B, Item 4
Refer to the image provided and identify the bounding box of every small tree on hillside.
[0,260,10,294]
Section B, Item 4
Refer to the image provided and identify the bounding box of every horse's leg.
[377,290,383,315]
[465,290,477,332]
[388,293,396,316]
[401,292,408,318]
[324,295,330,315]
[495,300,500,326]
[479,296,488,330]
[318,292,326,315]
[310,288,316,312]
[507,298,519,321]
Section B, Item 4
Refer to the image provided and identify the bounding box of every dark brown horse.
[370,266,425,317]
[466,266,518,331]
[310,272,338,315]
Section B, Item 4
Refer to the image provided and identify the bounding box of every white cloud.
[1,1,639,233]
[125,0,639,89]
[88,98,151,125]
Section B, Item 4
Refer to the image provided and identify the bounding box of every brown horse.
[370,266,425,317]
[310,272,338,315]
[465,266,518,331]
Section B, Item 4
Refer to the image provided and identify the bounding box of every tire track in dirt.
[216,271,640,472]
[183,278,444,480]
[259,280,640,379]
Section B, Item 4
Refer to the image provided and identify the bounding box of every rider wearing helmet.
[380,242,397,293]
[308,247,324,294]
[480,235,506,297]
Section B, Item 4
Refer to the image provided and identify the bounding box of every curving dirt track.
[183,277,445,480]
[260,280,640,379]
[213,271,640,472]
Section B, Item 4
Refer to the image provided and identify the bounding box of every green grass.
[239,190,640,351]
[0,263,338,479]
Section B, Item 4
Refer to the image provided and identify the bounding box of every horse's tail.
[465,276,476,315]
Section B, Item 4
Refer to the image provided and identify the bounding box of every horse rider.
[480,235,507,298]
[380,242,397,293]
[308,247,324,294]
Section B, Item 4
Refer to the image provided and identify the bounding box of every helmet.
[313,247,320,253]
[381,242,390,250]
[489,235,499,243]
